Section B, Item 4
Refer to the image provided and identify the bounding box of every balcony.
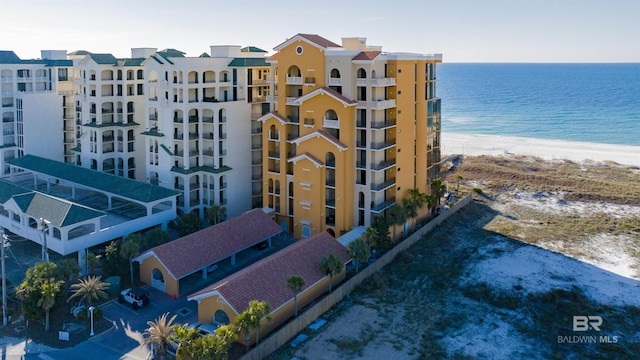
[188,116,198,123]
[328,77,341,86]
[202,116,214,123]
[268,151,280,159]
[371,118,396,129]
[357,99,396,110]
[219,133,227,140]
[203,149,214,156]
[189,132,199,140]
[287,116,299,124]
[266,95,278,103]
[323,118,339,129]
[371,197,396,213]
[326,177,335,187]
[372,77,396,86]
[325,198,336,207]
[174,117,184,123]
[174,133,184,140]
[371,178,396,192]
[286,97,297,105]
[149,114,158,121]
[285,76,302,85]
[251,127,262,135]
[370,141,396,150]
[371,160,396,171]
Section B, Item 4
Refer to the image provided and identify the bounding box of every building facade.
[259,34,442,239]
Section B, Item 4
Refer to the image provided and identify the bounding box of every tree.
[172,324,235,360]
[38,279,62,331]
[142,227,171,250]
[369,217,391,253]
[233,300,271,351]
[286,275,305,317]
[143,312,177,360]
[402,198,417,234]
[387,203,407,241]
[103,240,127,278]
[319,254,344,293]
[455,174,464,192]
[84,251,101,274]
[55,258,81,282]
[430,179,447,210]
[205,204,227,226]
[348,238,371,272]
[16,262,64,323]
[174,213,203,237]
[408,188,429,230]
[120,237,140,286]
[67,275,110,307]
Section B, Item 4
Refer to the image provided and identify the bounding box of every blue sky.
[1,0,638,62]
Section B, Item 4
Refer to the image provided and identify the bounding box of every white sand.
[441,132,640,167]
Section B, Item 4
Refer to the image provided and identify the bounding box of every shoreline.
[441,132,640,167]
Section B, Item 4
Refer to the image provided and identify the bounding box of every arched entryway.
[213,309,230,326]
[151,268,166,292]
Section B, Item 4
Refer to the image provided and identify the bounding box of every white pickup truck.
[118,288,150,309]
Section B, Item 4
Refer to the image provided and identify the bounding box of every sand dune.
[441,132,640,167]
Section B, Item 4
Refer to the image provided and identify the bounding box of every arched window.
[330,69,340,78]
[325,109,338,120]
[302,226,311,238]
[357,68,366,79]
[268,178,274,193]
[287,65,301,77]
[325,152,335,168]
[269,124,279,140]
[137,69,144,80]
[214,310,229,326]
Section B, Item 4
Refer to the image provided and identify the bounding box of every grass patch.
[328,324,377,357]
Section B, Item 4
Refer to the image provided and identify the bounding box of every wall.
[138,255,179,297]
[240,193,472,360]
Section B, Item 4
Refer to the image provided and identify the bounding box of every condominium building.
[259,34,441,239]
[0,50,74,173]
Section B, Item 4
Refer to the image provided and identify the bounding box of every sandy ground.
[441,132,640,167]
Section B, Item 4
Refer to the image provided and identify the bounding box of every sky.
[1,0,638,63]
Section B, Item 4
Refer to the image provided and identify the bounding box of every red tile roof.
[298,34,341,48]
[318,86,357,105]
[138,209,282,279]
[287,152,324,167]
[315,129,349,149]
[189,232,350,314]
[353,51,381,61]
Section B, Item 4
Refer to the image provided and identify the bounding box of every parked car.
[118,288,150,309]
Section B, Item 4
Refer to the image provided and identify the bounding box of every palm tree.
[233,300,271,351]
[286,275,305,317]
[408,188,428,230]
[205,204,227,226]
[84,251,101,274]
[348,238,371,272]
[38,279,62,332]
[143,312,177,360]
[319,254,344,293]
[120,237,140,286]
[67,275,110,307]
[402,198,417,234]
[387,204,407,241]
[430,179,447,210]
[455,174,464,192]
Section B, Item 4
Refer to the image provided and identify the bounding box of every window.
[295,46,303,55]
[302,225,311,238]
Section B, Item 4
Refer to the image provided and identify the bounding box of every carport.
[134,208,283,297]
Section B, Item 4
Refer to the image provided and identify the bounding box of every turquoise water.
[437,63,640,146]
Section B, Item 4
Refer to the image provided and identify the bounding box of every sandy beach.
[441,132,640,167]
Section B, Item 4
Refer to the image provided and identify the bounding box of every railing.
[371,160,396,171]
[285,97,297,105]
[357,99,396,110]
[370,141,396,150]
[174,133,184,140]
[188,132,199,140]
[188,116,198,123]
[266,95,278,103]
[327,77,341,86]
[287,116,299,124]
[174,117,183,123]
[323,118,339,129]
[325,198,336,207]
[285,76,302,85]
[202,116,214,123]
[251,127,262,135]
[220,116,226,123]
[371,197,396,212]
[371,77,396,86]
[326,178,335,187]
[371,118,396,129]
[268,151,280,158]
[371,178,396,191]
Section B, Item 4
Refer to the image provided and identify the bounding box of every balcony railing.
[370,141,396,150]
[357,99,396,110]
[286,97,297,105]
[326,177,335,187]
[323,118,339,129]
[371,160,396,171]
[285,76,302,85]
[268,151,280,159]
[188,116,198,123]
[251,127,262,135]
[371,178,396,192]
[202,116,214,123]
[328,77,341,86]
[371,118,397,129]
[325,198,336,207]
[371,197,396,213]
[174,117,184,123]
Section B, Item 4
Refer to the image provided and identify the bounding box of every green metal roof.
[0,51,22,64]
[170,165,232,175]
[0,179,32,203]
[150,55,164,65]
[8,155,179,203]
[12,192,105,227]
[141,129,165,137]
[88,53,118,65]
[241,46,267,53]
[120,58,145,66]
[199,52,211,58]
[160,144,173,155]
[228,58,269,67]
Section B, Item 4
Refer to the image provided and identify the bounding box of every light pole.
[1,227,9,326]
[89,306,95,336]
[38,218,50,262]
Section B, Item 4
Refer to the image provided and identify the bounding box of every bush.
[472,187,483,194]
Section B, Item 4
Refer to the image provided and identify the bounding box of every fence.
[240,193,473,360]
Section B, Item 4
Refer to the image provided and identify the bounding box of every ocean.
[437,63,640,146]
